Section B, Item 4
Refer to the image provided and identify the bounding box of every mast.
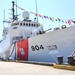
[12,1,15,21]
[15,0,18,21]
[35,0,38,23]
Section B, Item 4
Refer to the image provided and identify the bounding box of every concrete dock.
[0,61,75,75]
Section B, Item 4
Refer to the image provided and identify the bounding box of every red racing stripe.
[17,39,28,60]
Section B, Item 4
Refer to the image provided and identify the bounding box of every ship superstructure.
[0,1,44,60]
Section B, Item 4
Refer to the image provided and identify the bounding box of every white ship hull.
[16,26,75,63]
[1,1,75,64]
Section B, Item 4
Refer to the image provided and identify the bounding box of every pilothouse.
[3,1,44,44]
[10,11,44,43]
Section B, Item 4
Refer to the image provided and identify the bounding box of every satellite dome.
[22,11,30,19]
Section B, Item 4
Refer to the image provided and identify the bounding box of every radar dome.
[22,11,30,19]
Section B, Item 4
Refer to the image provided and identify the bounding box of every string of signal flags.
[14,4,75,25]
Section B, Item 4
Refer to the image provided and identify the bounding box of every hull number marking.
[31,45,44,51]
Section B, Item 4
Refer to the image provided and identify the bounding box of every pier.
[0,61,75,75]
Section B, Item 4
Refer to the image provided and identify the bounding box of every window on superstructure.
[26,23,28,26]
[17,23,19,25]
[34,24,35,27]
[15,23,17,25]
[20,23,22,26]
[29,23,30,26]
[23,23,25,26]
[37,24,38,27]
[32,24,33,26]
[39,24,40,27]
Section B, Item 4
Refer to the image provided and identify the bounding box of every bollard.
[67,56,75,65]
[57,56,63,64]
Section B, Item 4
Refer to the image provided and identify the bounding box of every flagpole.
[35,0,38,23]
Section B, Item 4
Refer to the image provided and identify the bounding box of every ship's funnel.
[22,11,30,19]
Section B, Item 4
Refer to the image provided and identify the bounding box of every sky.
[0,0,75,40]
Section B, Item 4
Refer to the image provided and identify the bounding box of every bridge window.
[20,23,22,26]
[29,23,30,26]
[37,24,38,27]
[23,23,25,26]
[32,24,33,26]
[26,23,28,26]
[17,23,19,25]
[34,24,35,27]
